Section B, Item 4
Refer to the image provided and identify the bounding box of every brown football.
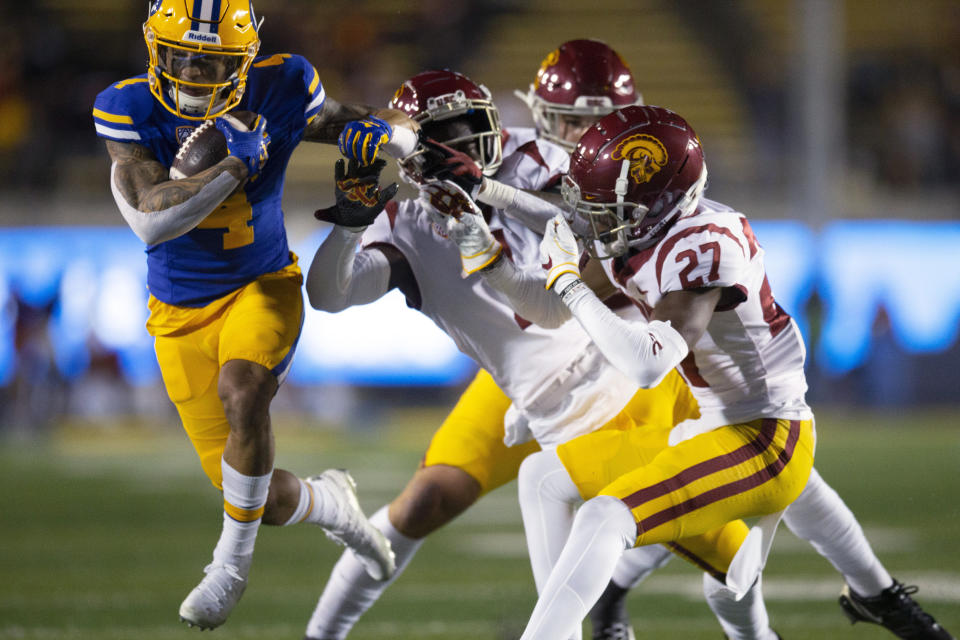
[169,110,258,179]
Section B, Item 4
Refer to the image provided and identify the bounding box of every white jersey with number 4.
[362,132,640,448]
[604,198,813,436]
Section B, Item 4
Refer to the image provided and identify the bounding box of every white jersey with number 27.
[604,198,813,438]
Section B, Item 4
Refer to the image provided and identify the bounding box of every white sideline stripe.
[95,123,141,140]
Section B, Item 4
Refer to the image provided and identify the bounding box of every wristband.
[558,278,587,305]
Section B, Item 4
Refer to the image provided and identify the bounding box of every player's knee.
[518,450,575,503]
[218,360,276,429]
[518,451,549,489]
[389,466,480,538]
[576,495,637,547]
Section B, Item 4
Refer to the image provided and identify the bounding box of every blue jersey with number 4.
[93,53,326,307]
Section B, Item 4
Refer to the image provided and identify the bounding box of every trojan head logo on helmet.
[516,39,644,151]
[612,134,669,184]
[144,0,262,120]
[390,69,503,183]
[562,105,708,258]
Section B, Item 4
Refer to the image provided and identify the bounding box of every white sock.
[301,475,350,528]
[305,506,424,640]
[704,573,778,640]
[783,468,893,596]
[282,478,313,526]
[517,450,582,594]
[213,460,272,568]
[519,496,636,640]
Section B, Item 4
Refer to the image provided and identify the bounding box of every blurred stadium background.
[0,0,958,638]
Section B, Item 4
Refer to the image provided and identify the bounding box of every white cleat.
[306,470,396,581]
[178,557,250,630]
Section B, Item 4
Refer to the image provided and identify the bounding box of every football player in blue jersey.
[91,0,418,630]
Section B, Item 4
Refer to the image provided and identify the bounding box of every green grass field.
[2,407,958,640]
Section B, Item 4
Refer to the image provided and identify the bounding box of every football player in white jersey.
[439,103,954,640]
[302,70,778,640]
[486,42,957,637]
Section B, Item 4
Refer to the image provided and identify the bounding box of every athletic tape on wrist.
[477,178,519,209]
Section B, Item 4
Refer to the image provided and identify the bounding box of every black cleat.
[589,580,636,640]
[839,580,955,639]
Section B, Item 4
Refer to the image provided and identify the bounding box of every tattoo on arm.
[105,140,246,212]
[302,97,375,143]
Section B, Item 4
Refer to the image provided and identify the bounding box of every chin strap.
[168,85,225,117]
[614,159,630,201]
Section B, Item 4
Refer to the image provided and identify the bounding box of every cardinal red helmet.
[517,39,643,151]
[562,105,708,258]
[390,70,502,181]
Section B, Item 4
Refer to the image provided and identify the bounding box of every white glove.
[540,213,581,289]
[418,179,482,226]
[420,181,502,274]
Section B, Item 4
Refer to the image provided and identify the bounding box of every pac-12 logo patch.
[176,125,198,145]
[612,134,668,185]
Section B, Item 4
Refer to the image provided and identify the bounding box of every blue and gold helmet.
[143,0,261,120]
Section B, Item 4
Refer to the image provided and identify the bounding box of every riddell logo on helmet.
[612,134,668,184]
[184,31,221,45]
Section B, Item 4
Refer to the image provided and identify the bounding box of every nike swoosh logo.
[542,257,553,270]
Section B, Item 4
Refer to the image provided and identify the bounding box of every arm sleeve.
[479,181,569,235]
[481,257,573,329]
[562,283,690,389]
[479,139,570,234]
[110,162,240,245]
[305,226,391,312]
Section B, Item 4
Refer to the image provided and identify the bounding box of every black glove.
[419,137,483,199]
[314,158,399,230]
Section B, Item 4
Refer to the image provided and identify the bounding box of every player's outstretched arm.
[541,215,694,388]
[418,139,570,234]
[302,97,376,144]
[306,159,405,313]
[305,224,393,313]
[106,140,246,245]
[302,97,418,159]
